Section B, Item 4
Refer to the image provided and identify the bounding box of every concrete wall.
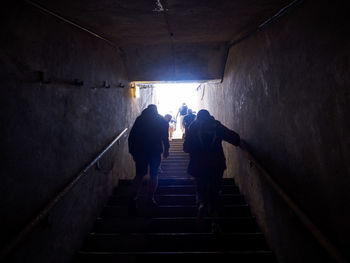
[199,1,349,262]
[122,42,227,81]
[0,2,153,262]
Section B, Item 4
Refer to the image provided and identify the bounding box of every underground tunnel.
[0,0,349,262]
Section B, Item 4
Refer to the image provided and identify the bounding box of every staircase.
[75,139,277,262]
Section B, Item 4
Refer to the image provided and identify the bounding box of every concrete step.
[156,185,196,194]
[160,163,189,167]
[157,178,194,185]
[76,251,276,263]
[156,185,240,195]
[159,168,188,172]
[158,177,193,182]
[157,178,236,185]
[101,204,251,218]
[114,181,239,196]
[156,194,245,205]
[162,156,189,159]
[82,233,269,252]
[108,194,246,206]
[167,152,188,156]
[149,217,259,233]
[159,171,189,176]
[161,159,189,163]
[93,217,259,233]
[169,148,185,152]
[161,166,188,169]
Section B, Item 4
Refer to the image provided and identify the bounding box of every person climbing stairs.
[74,139,277,262]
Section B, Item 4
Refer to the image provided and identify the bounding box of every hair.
[187,109,192,114]
[147,104,158,114]
[196,109,210,120]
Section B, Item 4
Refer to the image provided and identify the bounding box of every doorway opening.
[154,82,200,139]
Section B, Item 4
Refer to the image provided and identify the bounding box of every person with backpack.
[128,104,170,214]
[176,103,188,137]
[183,109,240,232]
[182,108,196,137]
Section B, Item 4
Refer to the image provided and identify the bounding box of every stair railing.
[0,128,128,260]
[238,140,347,263]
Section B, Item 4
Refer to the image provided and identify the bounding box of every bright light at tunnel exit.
[154,82,200,139]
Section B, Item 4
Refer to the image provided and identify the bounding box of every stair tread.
[82,232,269,252]
[88,232,264,236]
[79,251,273,254]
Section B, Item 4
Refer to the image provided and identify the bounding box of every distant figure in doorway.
[183,109,240,233]
[182,109,196,138]
[128,104,170,215]
[176,103,188,139]
[164,114,176,141]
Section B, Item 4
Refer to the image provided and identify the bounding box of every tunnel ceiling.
[34,0,292,81]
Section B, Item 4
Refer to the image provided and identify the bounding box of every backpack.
[180,105,188,115]
[196,118,217,151]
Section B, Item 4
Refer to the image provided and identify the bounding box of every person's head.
[182,102,186,106]
[196,109,211,121]
[164,114,172,122]
[187,109,192,115]
[146,104,158,115]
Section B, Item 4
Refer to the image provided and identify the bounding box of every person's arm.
[219,122,240,146]
[175,109,180,122]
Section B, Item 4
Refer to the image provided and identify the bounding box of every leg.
[169,126,173,141]
[180,115,185,138]
[209,171,223,233]
[130,172,145,200]
[148,155,161,204]
[195,175,209,232]
[128,158,147,215]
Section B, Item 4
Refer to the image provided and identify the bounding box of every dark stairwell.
[1,0,349,263]
[75,139,276,262]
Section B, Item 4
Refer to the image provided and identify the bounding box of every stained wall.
[199,1,350,262]
[0,2,153,262]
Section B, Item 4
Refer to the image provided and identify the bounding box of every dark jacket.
[183,116,240,176]
[128,108,169,158]
[183,113,196,131]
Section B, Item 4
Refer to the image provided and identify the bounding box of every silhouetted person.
[164,114,176,141]
[128,104,169,214]
[183,109,240,232]
[176,102,188,138]
[182,108,196,136]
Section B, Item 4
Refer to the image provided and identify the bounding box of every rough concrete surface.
[31,0,291,80]
[199,1,350,262]
[0,2,154,262]
[122,42,228,81]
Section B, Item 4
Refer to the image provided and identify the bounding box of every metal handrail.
[0,128,128,260]
[238,140,347,263]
